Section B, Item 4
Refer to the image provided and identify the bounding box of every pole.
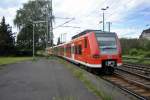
[62,34,63,43]
[50,0,53,47]
[108,22,110,32]
[101,7,109,32]
[61,34,62,43]
[107,22,112,32]
[63,33,65,43]
[46,0,49,47]
[47,0,53,47]
[33,24,35,58]
[102,11,105,32]
[64,33,67,42]
[46,7,49,48]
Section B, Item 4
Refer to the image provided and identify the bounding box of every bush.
[138,49,145,55]
[144,52,150,58]
[145,41,150,50]
[14,50,33,57]
[129,49,138,56]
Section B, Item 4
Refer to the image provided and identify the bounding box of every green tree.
[0,16,15,55]
[120,38,150,56]
[14,0,51,50]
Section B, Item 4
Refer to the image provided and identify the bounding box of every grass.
[48,55,58,60]
[49,56,112,100]
[0,57,33,66]
[36,50,47,57]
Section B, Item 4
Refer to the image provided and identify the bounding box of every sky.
[0,0,150,44]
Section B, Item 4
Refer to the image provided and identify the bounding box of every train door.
[71,43,75,60]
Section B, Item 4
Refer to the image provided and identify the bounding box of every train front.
[95,32,122,74]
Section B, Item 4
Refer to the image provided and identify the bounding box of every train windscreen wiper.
[101,46,117,49]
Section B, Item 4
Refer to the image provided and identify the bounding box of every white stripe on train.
[62,56,122,68]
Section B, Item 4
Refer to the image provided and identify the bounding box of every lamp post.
[33,23,35,58]
[101,6,109,32]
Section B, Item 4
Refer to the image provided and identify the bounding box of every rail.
[102,68,150,100]
[122,63,150,77]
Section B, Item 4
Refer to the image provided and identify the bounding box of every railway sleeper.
[115,73,150,91]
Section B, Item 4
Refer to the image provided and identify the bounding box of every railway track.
[102,64,150,100]
[122,63,150,77]
[67,59,150,99]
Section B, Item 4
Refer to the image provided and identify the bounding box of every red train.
[47,30,122,74]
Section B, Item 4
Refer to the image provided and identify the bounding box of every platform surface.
[0,58,98,100]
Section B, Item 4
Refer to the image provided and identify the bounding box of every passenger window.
[74,45,82,55]
[84,37,87,48]
[78,45,82,55]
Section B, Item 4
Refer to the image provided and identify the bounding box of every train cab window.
[96,33,117,54]
[84,37,87,48]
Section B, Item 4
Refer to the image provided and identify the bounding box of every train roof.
[71,29,115,39]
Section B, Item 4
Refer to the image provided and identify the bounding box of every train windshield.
[95,33,118,54]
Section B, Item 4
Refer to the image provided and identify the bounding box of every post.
[108,22,110,32]
[33,23,35,58]
[50,0,53,47]
[46,0,53,47]
[61,34,62,43]
[46,10,49,48]
[63,33,65,43]
[102,11,105,32]
[64,33,67,42]
[62,34,63,43]
[107,22,111,32]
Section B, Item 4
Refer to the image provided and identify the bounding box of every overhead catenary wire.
[53,18,75,29]
[55,17,75,20]
[55,26,80,29]
[53,0,142,41]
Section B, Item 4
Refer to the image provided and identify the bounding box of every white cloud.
[1,0,150,44]
[0,0,29,33]
[105,0,150,22]
[112,28,142,38]
[52,0,150,43]
[0,7,17,31]
[54,0,104,17]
